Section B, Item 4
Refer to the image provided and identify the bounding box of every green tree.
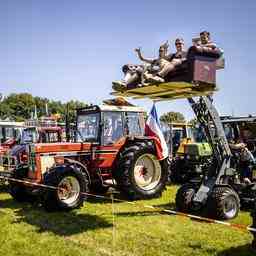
[1,93,35,121]
[160,111,185,124]
[0,93,88,122]
[0,102,12,120]
[64,100,88,123]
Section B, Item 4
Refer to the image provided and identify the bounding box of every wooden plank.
[132,88,193,99]
[151,91,213,101]
[111,81,217,100]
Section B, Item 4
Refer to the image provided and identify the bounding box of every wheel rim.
[133,154,161,191]
[223,196,238,219]
[57,176,81,205]
[185,189,195,204]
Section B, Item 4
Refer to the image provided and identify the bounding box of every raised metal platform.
[111,82,217,101]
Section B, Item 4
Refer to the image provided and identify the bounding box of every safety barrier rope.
[0,175,255,234]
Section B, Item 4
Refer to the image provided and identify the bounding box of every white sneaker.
[244,177,252,184]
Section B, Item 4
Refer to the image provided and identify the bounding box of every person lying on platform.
[112,42,168,90]
[142,38,187,83]
[112,38,187,91]
[112,63,144,91]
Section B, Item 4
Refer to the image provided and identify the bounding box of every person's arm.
[229,142,246,150]
[206,42,217,49]
[135,48,154,64]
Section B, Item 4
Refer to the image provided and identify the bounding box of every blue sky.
[0,0,255,120]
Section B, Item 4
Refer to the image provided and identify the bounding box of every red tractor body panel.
[27,135,161,184]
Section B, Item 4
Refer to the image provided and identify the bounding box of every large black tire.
[115,141,168,199]
[170,159,190,184]
[90,180,109,194]
[9,166,33,202]
[239,184,256,209]
[43,166,89,211]
[207,186,240,220]
[175,183,198,213]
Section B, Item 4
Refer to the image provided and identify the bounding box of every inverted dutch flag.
[145,104,169,160]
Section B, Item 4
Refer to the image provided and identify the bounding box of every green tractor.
[169,121,213,183]
[170,141,213,183]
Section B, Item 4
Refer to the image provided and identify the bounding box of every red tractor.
[12,126,63,164]
[2,104,168,211]
[0,122,24,155]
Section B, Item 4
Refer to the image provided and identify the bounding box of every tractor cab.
[76,104,145,145]
[3,123,63,168]
[0,122,24,155]
[20,126,62,144]
[221,115,256,154]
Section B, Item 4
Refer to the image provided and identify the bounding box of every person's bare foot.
[144,73,164,83]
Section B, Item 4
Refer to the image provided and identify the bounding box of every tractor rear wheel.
[115,141,168,199]
[175,183,198,213]
[207,186,240,220]
[43,166,89,211]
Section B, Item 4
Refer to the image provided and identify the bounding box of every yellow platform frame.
[111,82,217,101]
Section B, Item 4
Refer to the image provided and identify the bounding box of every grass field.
[0,185,255,256]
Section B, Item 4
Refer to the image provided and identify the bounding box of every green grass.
[0,185,255,256]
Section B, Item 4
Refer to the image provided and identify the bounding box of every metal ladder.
[188,96,232,204]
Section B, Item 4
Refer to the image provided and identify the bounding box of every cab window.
[103,112,124,145]
[126,112,144,136]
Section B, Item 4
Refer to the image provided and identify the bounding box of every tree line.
[0,93,87,122]
[0,93,187,124]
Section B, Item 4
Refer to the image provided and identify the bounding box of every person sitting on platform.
[194,31,220,53]
[142,38,187,83]
[112,38,187,91]
[112,42,168,90]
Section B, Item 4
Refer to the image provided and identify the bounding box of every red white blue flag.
[145,104,169,160]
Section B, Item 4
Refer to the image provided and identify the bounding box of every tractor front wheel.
[207,186,240,220]
[43,166,89,211]
[175,183,198,213]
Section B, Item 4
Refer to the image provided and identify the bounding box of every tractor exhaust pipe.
[65,103,71,142]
